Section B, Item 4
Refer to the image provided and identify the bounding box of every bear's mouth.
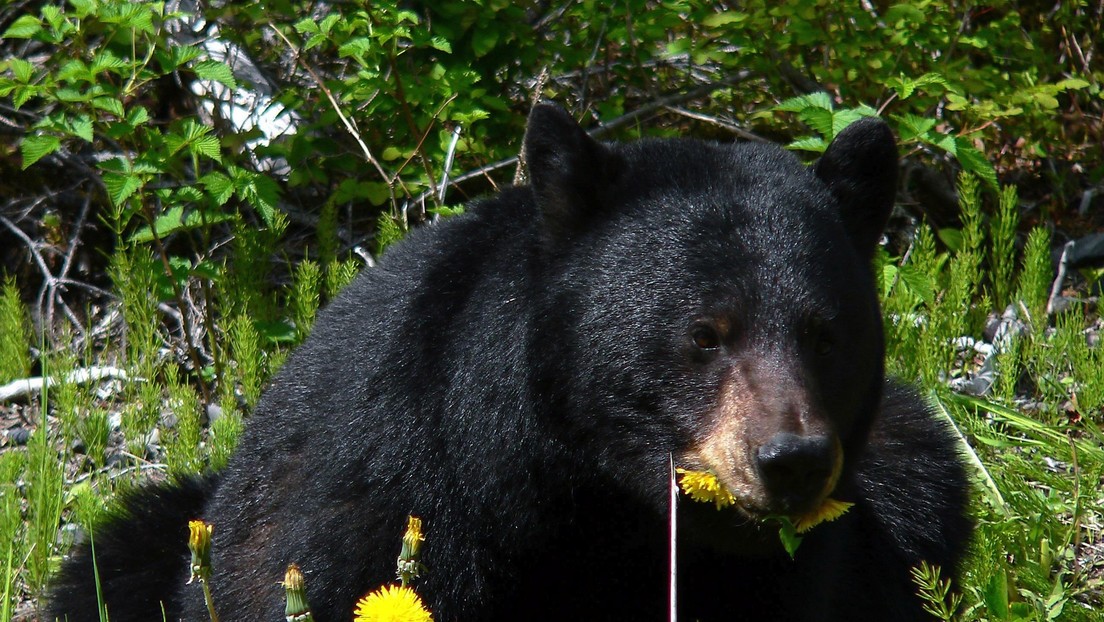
[678,434,844,519]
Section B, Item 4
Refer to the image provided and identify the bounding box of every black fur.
[49,104,971,621]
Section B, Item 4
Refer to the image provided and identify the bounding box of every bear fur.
[49,103,971,621]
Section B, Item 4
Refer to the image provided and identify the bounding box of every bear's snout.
[755,432,840,514]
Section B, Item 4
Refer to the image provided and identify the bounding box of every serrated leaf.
[776,91,834,113]
[830,109,867,138]
[91,50,127,74]
[798,107,834,138]
[56,59,90,82]
[338,37,373,59]
[3,15,43,39]
[319,14,340,34]
[9,58,34,83]
[293,18,319,34]
[21,134,60,169]
[126,106,149,126]
[193,60,237,89]
[702,11,747,27]
[200,171,234,205]
[68,116,94,142]
[129,205,235,243]
[430,36,452,53]
[91,97,125,117]
[169,45,204,69]
[897,263,935,303]
[893,113,936,142]
[191,135,221,162]
[786,136,828,153]
[954,140,999,189]
[102,171,143,207]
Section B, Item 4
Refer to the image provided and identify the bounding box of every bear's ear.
[813,117,898,258]
[524,102,615,240]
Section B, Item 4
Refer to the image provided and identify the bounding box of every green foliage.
[0,276,31,384]
[912,562,964,621]
[2,0,1102,617]
[990,186,1020,311]
[291,260,322,343]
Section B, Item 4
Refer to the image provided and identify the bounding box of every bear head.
[525,102,897,521]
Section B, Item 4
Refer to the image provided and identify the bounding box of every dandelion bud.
[187,520,213,584]
[283,563,315,622]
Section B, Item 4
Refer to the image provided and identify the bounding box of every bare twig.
[1046,240,1075,316]
[413,74,755,207]
[268,26,396,208]
[0,366,133,403]
[662,106,769,143]
[437,124,463,206]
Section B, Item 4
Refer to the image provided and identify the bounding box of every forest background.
[0,1,1103,620]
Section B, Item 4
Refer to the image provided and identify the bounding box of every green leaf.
[91,97,126,118]
[897,263,935,303]
[68,116,94,142]
[338,37,373,59]
[702,11,748,27]
[90,50,127,75]
[830,109,868,138]
[168,45,204,69]
[776,92,833,113]
[954,140,999,189]
[786,136,828,153]
[193,60,237,89]
[893,113,936,142]
[937,228,964,253]
[797,107,834,138]
[102,171,143,207]
[21,134,60,169]
[254,320,297,344]
[982,570,1010,618]
[2,15,43,39]
[776,518,803,558]
[129,206,235,243]
[9,58,34,83]
[191,135,221,162]
[319,14,341,34]
[200,172,234,205]
[429,36,452,54]
[293,18,319,34]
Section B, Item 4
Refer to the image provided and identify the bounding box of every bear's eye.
[815,333,834,356]
[691,324,721,351]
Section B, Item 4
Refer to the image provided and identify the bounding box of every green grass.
[0,177,1101,621]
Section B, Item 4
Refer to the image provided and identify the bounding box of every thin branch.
[268,25,395,207]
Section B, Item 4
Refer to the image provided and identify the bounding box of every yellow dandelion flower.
[675,468,736,510]
[401,516,424,560]
[187,520,213,583]
[353,584,433,622]
[792,497,853,533]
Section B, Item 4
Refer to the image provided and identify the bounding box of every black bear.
[49,103,971,621]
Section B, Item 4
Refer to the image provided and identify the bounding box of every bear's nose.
[756,433,835,513]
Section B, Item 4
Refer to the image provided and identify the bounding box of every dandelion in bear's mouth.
[353,584,433,622]
[675,467,853,529]
[792,497,854,533]
[675,468,736,510]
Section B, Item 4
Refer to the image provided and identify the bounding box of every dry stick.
[662,106,769,143]
[437,124,463,206]
[268,26,396,208]
[388,49,442,208]
[139,203,212,405]
[1046,240,1075,316]
[514,66,551,186]
[0,213,81,335]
